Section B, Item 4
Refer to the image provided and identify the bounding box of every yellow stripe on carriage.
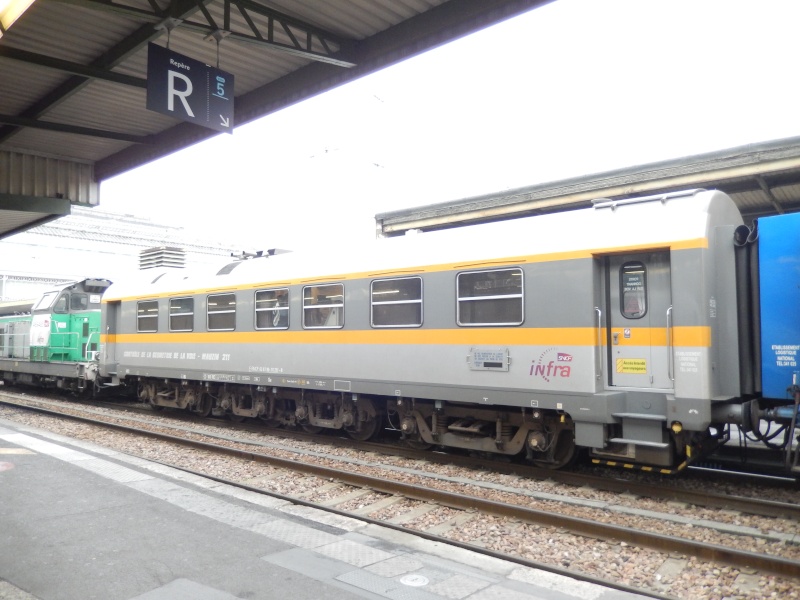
[101,325,712,348]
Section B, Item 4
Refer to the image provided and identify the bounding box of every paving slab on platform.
[0,419,647,600]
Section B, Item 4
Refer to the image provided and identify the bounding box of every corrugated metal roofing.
[0,0,550,238]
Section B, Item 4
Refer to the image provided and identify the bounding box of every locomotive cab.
[30,278,111,363]
[1,278,112,392]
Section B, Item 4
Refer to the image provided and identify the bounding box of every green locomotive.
[0,278,111,392]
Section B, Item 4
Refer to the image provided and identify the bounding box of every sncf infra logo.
[530,348,573,382]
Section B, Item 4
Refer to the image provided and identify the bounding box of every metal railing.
[2,325,99,362]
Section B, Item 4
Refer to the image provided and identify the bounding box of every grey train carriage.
[97,189,800,473]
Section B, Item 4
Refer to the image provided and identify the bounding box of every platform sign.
[146,43,234,134]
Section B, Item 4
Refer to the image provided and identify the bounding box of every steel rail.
[1,397,798,581]
[8,392,800,521]
[131,406,800,520]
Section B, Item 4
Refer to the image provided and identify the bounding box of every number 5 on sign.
[214,76,229,100]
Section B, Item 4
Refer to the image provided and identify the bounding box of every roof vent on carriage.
[139,246,186,270]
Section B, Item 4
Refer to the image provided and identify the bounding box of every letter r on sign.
[168,71,194,117]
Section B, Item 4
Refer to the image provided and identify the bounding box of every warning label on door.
[616,358,647,374]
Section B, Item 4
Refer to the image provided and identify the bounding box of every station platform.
[0,418,646,600]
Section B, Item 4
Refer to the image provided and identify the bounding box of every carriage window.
[255,288,289,330]
[207,293,236,331]
[371,277,422,327]
[137,300,159,332]
[170,297,194,331]
[303,284,344,329]
[620,262,647,319]
[70,294,88,311]
[457,268,523,326]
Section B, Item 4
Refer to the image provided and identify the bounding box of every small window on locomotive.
[255,288,289,330]
[53,293,69,314]
[33,291,58,311]
[207,293,236,331]
[303,284,344,329]
[70,294,88,311]
[137,300,159,332]
[371,277,422,327]
[620,262,647,319]
[169,297,194,332]
[457,268,523,326]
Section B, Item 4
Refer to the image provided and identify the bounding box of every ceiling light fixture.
[0,0,37,39]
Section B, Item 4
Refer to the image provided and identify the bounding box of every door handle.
[666,306,674,381]
[594,307,602,379]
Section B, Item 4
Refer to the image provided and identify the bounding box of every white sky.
[99,0,800,253]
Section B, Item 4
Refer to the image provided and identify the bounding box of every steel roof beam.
[755,175,784,214]
[0,114,153,143]
[0,193,71,213]
[0,47,146,87]
[46,0,356,67]
[0,193,71,238]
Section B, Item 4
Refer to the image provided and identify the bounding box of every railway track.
[71,394,800,520]
[1,390,799,599]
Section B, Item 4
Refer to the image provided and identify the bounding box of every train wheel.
[195,392,212,418]
[138,382,163,410]
[532,431,576,469]
[404,438,433,450]
[532,448,575,469]
[345,397,381,441]
[301,424,323,434]
[346,415,379,441]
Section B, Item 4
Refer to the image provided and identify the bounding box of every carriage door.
[606,252,673,390]
[102,301,120,373]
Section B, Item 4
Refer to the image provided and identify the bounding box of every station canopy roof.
[0,0,550,238]
[375,135,800,236]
